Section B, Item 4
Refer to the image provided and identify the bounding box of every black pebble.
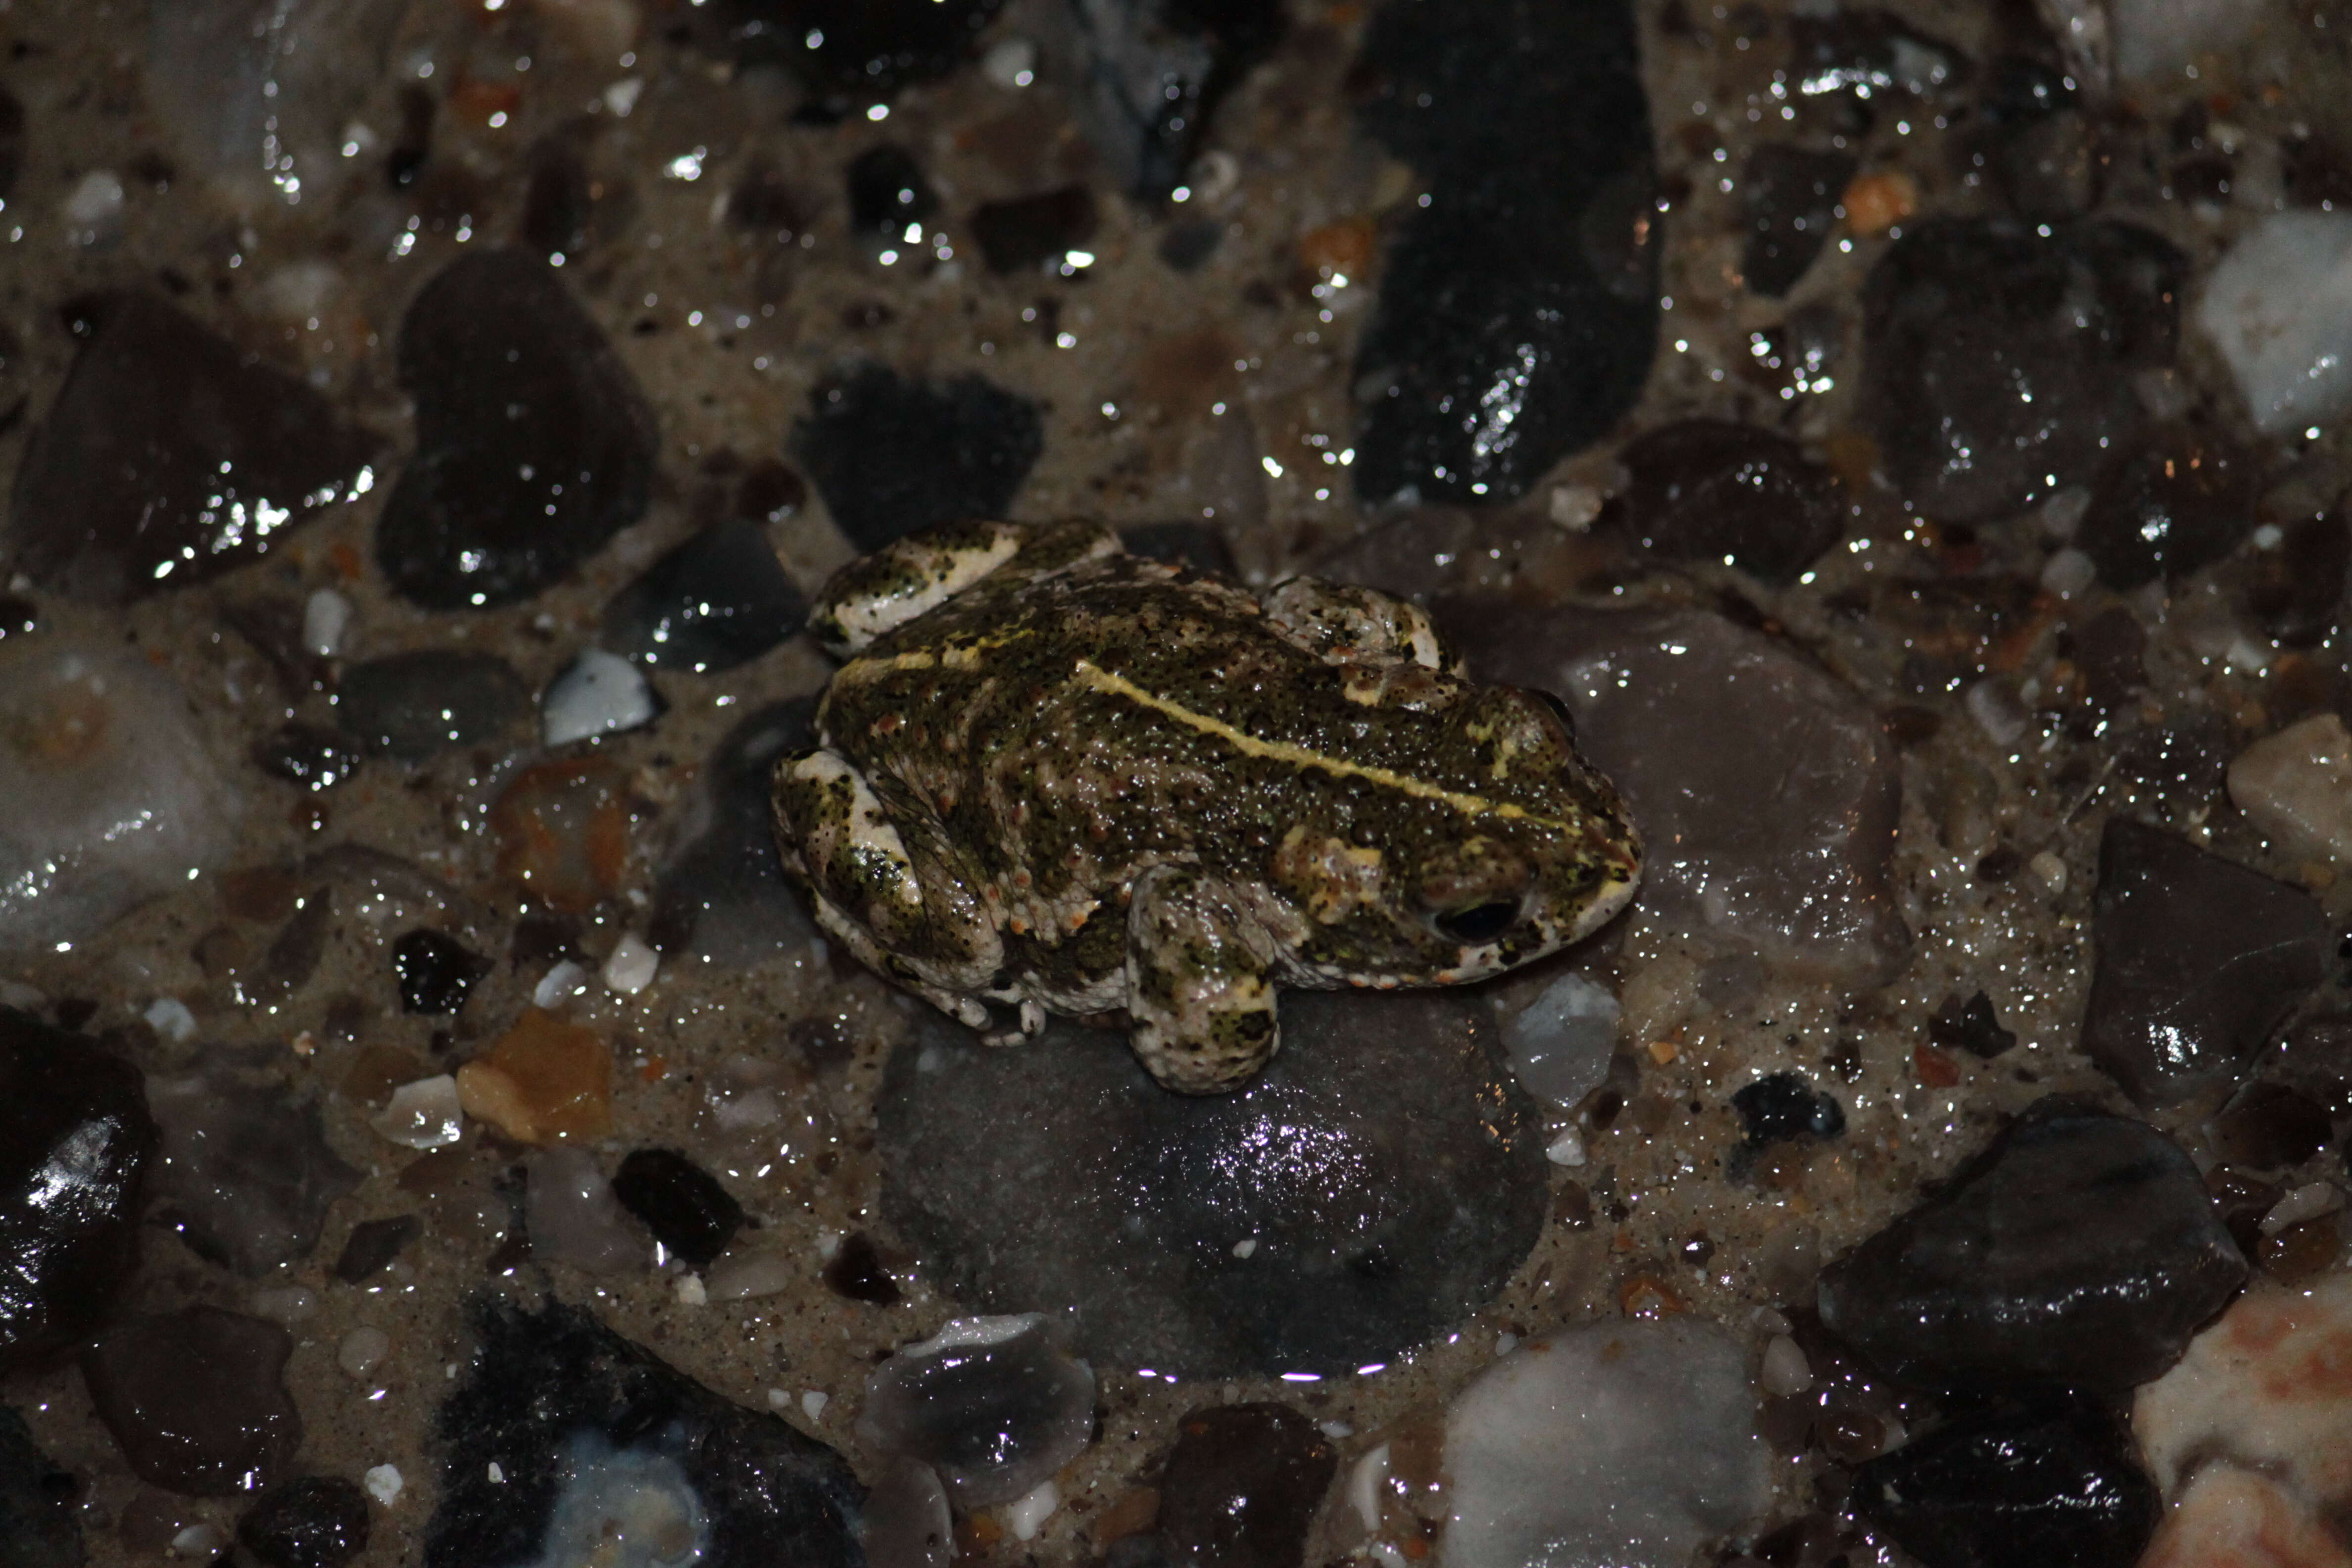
[237,1476,372,1568]
[1733,1072,1846,1146]
[822,1231,901,1304]
[1927,991,2017,1059]
[1741,144,1856,297]
[336,651,533,761]
[846,145,937,240]
[612,1149,745,1269]
[375,249,658,610]
[1854,1404,2158,1568]
[332,1216,422,1284]
[2075,423,2257,588]
[1616,420,1847,583]
[253,723,363,792]
[600,520,810,675]
[972,186,1100,274]
[0,1403,82,1568]
[791,366,1043,552]
[393,930,489,1016]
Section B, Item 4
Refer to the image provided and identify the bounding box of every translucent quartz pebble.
[856,1315,1096,1507]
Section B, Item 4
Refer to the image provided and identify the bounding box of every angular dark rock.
[147,1067,360,1277]
[1155,1403,1336,1568]
[3,293,374,605]
[375,249,658,610]
[2113,714,2231,799]
[1731,1073,1846,1146]
[651,697,819,969]
[2209,1082,2333,1172]
[0,1404,81,1568]
[252,724,362,793]
[1740,145,1856,297]
[971,185,1099,273]
[1853,1405,2158,1568]
[1066,0,1286,199]
[791,366,1042,552]
[846,145,937,241]
[2075,423,2257,588]
[1861,218,2185,523]
[611,1148,745,1270]
[717,0,1004,111]
[0,1010,155,1372]
[600,521,808,676]
[335,650,533,761]
[822,1232,901,1305]
[2083,817,2328,1106]
[878,989,1549,1377]
[82,1307,302,1496]
[392,929,490,1016]
[236,1476,370,1568]
[1351,0,1658,506]
[1927,991,2017,1059]
[332,1216,422,1284]
[1816,1098,2247,1392]
[425,1297,864,1568]
[856,1315,1094,1506]
[1615,420,1847,582]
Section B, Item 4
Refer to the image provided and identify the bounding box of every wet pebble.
[426,1297,864,1566]
[2228,713,2352,863]
[392,929,489,1016]
[1154,1403,1334,1568]
[375,249,657,610]
[652,698,819,968]
[1065,0,1282,197]
[490,758,633,914]
[1445,603,1909,981]
[1498,970,1620,1107]
[252,724,362,794]
[1350,0,1657,505]
[855,1315,1095,1507]
[1613,420,1848,583]
[454,1009,614,1147]
[540,648,661,747]
[971,185,1098,273]
[2197,209,2352,435]
[0,646,243,951]
[610,1148,744,1270]
[331,1216,421,1285]
[1740,145,1856,297]
[1440,1319,1769,1568]
[1853,1404,2159,1568]
[846,145,937,245]
[4,292,373,604]
[335,651,533,762]
[1926,990,2017,1059]
[2074,423,2257,588]
[823,1232,902,1305]
[861,1458,952,1568]
[0,1403,81,1568]
[791,366,1043,552]
[877,991,1548,1376]
[0,1009,155,1371]
[524,1148,644,1275]
[236,1476,371,1568]
[147,1066,359,1276]
[82,1307,302,1496]
[600,521,809,675]
[1731,1073,1846,1147]
[1817,1097,2247,1393]
[2084,818,2329,1105]
[2210,1083,2334,1173]
[1861,218,2184,522]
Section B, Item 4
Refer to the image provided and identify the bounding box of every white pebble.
[767,1388,791,1409]
[543,647,660,747]
[1545,1129,1587,1167]
[1549,483,1604,531]
[1502,972,1621,1108]
[1965,678,2030,748]
[488,1461,504,1483]
[706,1245,797,1302]
[674,1272,707,1306]
[981,36,1037,89]
[1232,1237,1259,1258]
[63,169,124,238]
[2229,714,2352,863]
[602,76,645,116]
[2198,210,2352,435]
[2038,547,2097,599]
[302,588,353,659]
[170,1523,229,1558]
[2029,851,2069,895]
[364,1463,404,1505]
[2261,1181,2344,1236]
[533,959,590,1008]
[602,933,658,995]
[339,1326,392,1379]
[375,1075,464,1149]
[1349,1443,1392,1533]
[144,997,197,1042]
[1760,1334,1813,1396]
[1005,1478,1059,1541]
[802,1390,830,1420]
[249,1285,316,1323]
[1496,1332,1519,1356]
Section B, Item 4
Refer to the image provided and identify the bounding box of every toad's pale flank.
[772,518,1643,1093]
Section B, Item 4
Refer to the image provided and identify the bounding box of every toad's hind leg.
[1125,866,1281,1094]
[772,748,1005,1031]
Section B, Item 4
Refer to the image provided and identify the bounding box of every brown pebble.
[340,1044,433,1109]
[455,1009,613,1146]
[218,865,301,924]
[2259,1216,2342,1284]
[1553,1181,1593,1228]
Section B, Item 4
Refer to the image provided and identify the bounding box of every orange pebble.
[1842,169,1919,237]
[1913,1043,1961,1088]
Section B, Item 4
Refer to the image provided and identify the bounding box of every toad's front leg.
[1125,865,1282,1094]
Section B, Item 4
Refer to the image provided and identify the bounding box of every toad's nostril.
[1435,899,1520,944]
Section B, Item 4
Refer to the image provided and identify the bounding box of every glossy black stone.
[822,1232,901,1304]
[1927,991,2017,1059]
[1732,1073,1846,1145]
[1853,1405,2158,1568]
[846,145,937,239]
[971,185,1099,273]
[252,724,362,792]
[0,1404,82,1568]
[425,1297,864,1568]
[4,293,374,605]
[376,249,658,610]
[1741,145,1856,297]
[790,366,1043,552]
[1616,420,1846,582]
[2076,423,2257,588]
[1155,1403,1336,1568]
[717,0,1004,110]
[1066,0,1286,198]
[331,1216,422,1284]
[0,1010,155,1372]
[237,1476,371,1568]
[1351,0,1657,505]
[335,650,533,761]
[611,1148,745,1269]
[1861,218,2184,523]
[600,520,809,675]
[392,929,490,1016]
[82,1307,302,1496]
[651,698,819,969]
[2083,818,2328,1106]
[1817,1098,2246,1392]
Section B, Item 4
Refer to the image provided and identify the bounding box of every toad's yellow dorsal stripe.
[1072,660,1580,832]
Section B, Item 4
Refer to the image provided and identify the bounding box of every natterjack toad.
[773,519,1641,1093]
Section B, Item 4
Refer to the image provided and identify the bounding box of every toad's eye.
[1435,899,1520,945]
[1533,688,1576,742]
